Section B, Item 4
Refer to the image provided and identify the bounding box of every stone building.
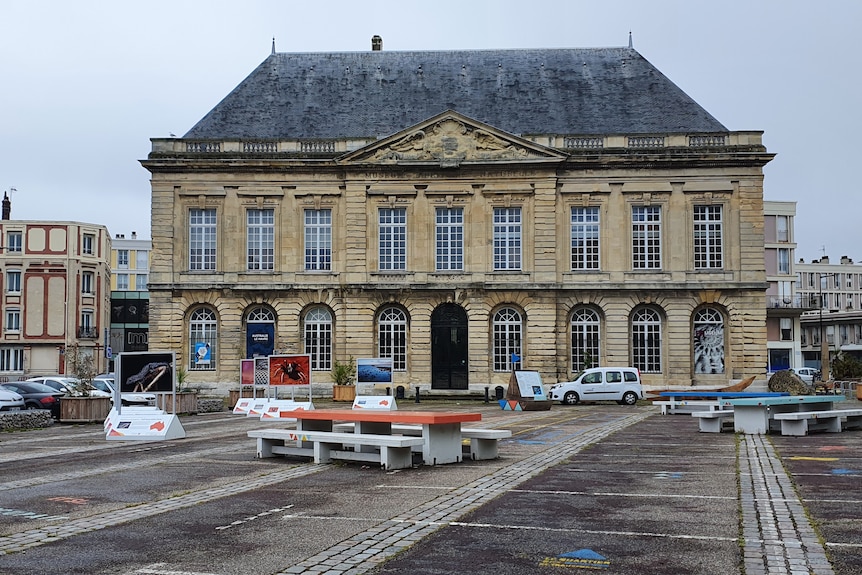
[142,39,772,395]
[0,193,112,377]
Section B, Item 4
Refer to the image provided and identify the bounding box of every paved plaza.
[0,399,860,574]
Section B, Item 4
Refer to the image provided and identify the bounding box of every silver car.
[0,387,25,411]
[92,375,156,407]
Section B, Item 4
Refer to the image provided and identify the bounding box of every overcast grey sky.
[1,0,859,263]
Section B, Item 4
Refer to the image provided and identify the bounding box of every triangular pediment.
[338,110,566,168]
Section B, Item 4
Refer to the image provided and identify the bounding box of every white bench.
[248,429,424,470]
[332,423,512,460]
[691,410,735,433]
[655,399,722,415]
[772,409,862,436]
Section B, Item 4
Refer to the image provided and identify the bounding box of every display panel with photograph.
[117,351,175,393]
[268,355,311,385]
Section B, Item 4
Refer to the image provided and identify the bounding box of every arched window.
[247,307,274,323]
[693,307,725,374]
[493,307,522,372]
[571,307,600,372]
[378,307,407,371]
[631,307,661,373]
[189,307,217,371]
[304,307,333,371]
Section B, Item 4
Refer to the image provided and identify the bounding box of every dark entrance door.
[431,303,468,390]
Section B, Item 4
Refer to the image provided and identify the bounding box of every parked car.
[791,367,820,384]
[91,374,156,407]
[0,381,64,418]
[0,387,25,412]
[548,367,644,406]
[26,376,112,398]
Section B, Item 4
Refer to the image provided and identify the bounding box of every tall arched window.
[245,306,275,359]
[631,307,661,373]
[378,307,407,371]
[571,307,600,372]
[493,307,522,372]
[304,307,333,371]
[189,307,217,371]
[693,307,725,374]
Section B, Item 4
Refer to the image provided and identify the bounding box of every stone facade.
[142,47,772,395]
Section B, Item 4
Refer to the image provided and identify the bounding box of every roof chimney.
[2,192,9,220]
[371,35,382,51]
[131,231,137,239]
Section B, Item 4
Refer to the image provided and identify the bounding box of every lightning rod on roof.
[272,37,276,55]
[628,31,633,49]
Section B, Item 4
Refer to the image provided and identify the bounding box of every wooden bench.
[772,409,862,436]
[691,410,735,433]
[332,423,511,460]
[248,429,424,470]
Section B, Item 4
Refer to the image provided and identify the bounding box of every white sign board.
[105,410,185,440]
[514,371,548,400]
[260,400,315,420]
[352,396,398,410]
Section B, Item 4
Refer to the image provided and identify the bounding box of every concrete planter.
[60,396,112,423]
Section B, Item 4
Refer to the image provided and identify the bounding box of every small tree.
[67,344,97,397]
[331,357,356,386]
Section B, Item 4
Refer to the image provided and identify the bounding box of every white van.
[548,367,643,406]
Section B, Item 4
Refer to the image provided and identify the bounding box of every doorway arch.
[431,303,468,390]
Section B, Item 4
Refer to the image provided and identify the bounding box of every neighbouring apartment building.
[142,38,773,395]
[109,232,151,371]
[0,193,112,377]
[763,201,810,373]
[796,255,862,375]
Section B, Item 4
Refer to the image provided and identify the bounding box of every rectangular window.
[780,318,792,341]
[304,209,332,271]
[82,234,95,255]
[247,209,275,271]
[81,271,94,294]
[116,273,129,290]
[0,347,24,371]
[777,248,790,274]
[378,208,407,271]
[117,250,129,269]
[189,208,217,270]
[80,311,94,337]
[435,207,464,271]
[5,309,20,332]
[493,207,522,270]
[136,250,149,271]
[6,232,22,253]
[135,274,148,291]
[6,270,21,293]
[693,205,723,269]
[776,215,789,242]
[571,207,600,270]
[632,206,662,269]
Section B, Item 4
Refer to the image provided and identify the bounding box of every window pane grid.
[571,308,600,371]
[436,207,464,271]
[693,206,723,269]
[378,307,407,370]
[379,209,407,271]
[632,206,661,269]
[247,209,274,271]
[493,307,522,371]
[305,209,332,271]
[693,307,725,374]
[571,207,600,270]
[0,347,24,371]
[493,208,522,270]
[189,209,217,271]
[632,308,661,373]
[189,308,217,370]
[304,307,333,371]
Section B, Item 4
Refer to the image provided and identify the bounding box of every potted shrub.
[157,365,199,414]
[331,357,356,402]
[60,345,111,423]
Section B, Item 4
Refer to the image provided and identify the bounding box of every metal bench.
[248,429,424,470]
[772,409,862,436]
[691,410,735,433]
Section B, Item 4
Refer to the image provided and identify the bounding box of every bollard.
[415,386,421,403]
[386,387,391,396]
[484,386,490,403]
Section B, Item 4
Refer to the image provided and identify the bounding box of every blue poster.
[246,323,274,358]
[195,342,211,365]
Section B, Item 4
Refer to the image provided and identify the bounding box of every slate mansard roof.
[184,47,727,140]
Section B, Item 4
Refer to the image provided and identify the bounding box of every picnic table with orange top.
[254,408,484,467]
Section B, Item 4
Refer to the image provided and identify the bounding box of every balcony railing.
[767,295,814,310]
[77,327,98,339]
